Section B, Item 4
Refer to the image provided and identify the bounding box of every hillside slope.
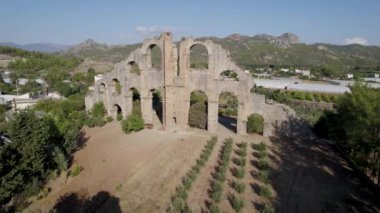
[63,33,380,72]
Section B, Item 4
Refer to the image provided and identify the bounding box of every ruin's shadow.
[218,115,237,133]
[51,191,121,213]
[268,115,380,213]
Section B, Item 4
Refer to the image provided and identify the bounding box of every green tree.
[0,110,63,204]
[314,83,380,183]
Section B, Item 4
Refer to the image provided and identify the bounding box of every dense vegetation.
[0,47,105,210]
[313,84,380,184]
[0,110,80,209]
[253,86,341,103]
[0,45,85,97]
[253,86,339,126]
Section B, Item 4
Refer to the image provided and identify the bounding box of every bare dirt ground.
[25,120,379,213]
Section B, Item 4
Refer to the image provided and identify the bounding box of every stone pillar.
[237,103,247,135]
[124,94,133,117]
[141,95,153,125]
[110,107,117,119]
[207,101,218,133]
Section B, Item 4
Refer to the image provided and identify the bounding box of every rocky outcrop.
[270,33,300,48]
[66,39,109,55]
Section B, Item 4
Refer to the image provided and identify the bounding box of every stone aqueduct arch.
[85,32,293,135]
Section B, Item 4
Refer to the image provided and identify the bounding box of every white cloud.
[343,37,369,45]
[135,25,175,36]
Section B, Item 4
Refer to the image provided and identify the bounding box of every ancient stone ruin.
[85,32,294,135]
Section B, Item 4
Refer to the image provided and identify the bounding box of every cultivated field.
[26,121,379,212]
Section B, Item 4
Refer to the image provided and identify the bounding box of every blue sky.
[1,0,379,45]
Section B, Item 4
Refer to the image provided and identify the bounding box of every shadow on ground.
[51,190,121,213]
[218,115,237,133]
[266,116,380,213]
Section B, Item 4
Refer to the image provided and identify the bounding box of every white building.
[346,74,354,79]
[280,68,289,72]
[94,74,104,82]
[295,69,311,77]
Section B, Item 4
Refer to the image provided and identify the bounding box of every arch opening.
[220,70,239,81]
[189,44,209,70]
[149,44,162,71]
[218,92,238,133]
[111,78,121,96]
[127,61,141,75]
[130,87,141,116]
[112,104,122,119]
[150,89,163,125]
[99,83,106,93]
[188,90,208,130]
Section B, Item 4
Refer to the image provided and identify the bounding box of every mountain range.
[0,42,71,53]
[1,33,380,71]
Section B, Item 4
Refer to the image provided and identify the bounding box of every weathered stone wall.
[85,32,297,136]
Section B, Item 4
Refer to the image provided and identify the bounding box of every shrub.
[233,167,245,179]
[247,114,264,134]
[262,203,275,213]
[230,195,244,212]
[91,102,106,117]
[257,150,268,159]
[209,203,221,213]
[258,170,269,183]
[252,142,267,152]
[215,171,226,182]
[196,158,206,167]
[259,184,272,198]
[314,93,322,102]
[70,164,82,177]
[257,159,269,170]
[172,197,185,211]
[211,181,223,192]
[183,177,193,190]
[176,187,188,200]
[116,114,123,121]
[305,93,313,101]
[85,116,106,127]
[233,157,246,167]
[211,190,222,203]
[191,165,200,173]
[236,142,247,149]
[121,114,144,134]
[236,149,247,157]
[106,116,113,122]
[232,181,245,193]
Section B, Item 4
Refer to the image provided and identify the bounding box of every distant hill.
[63,33,380,72]
[64,39,140,63]
[0,42,71,53]
[2,33,379,72]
